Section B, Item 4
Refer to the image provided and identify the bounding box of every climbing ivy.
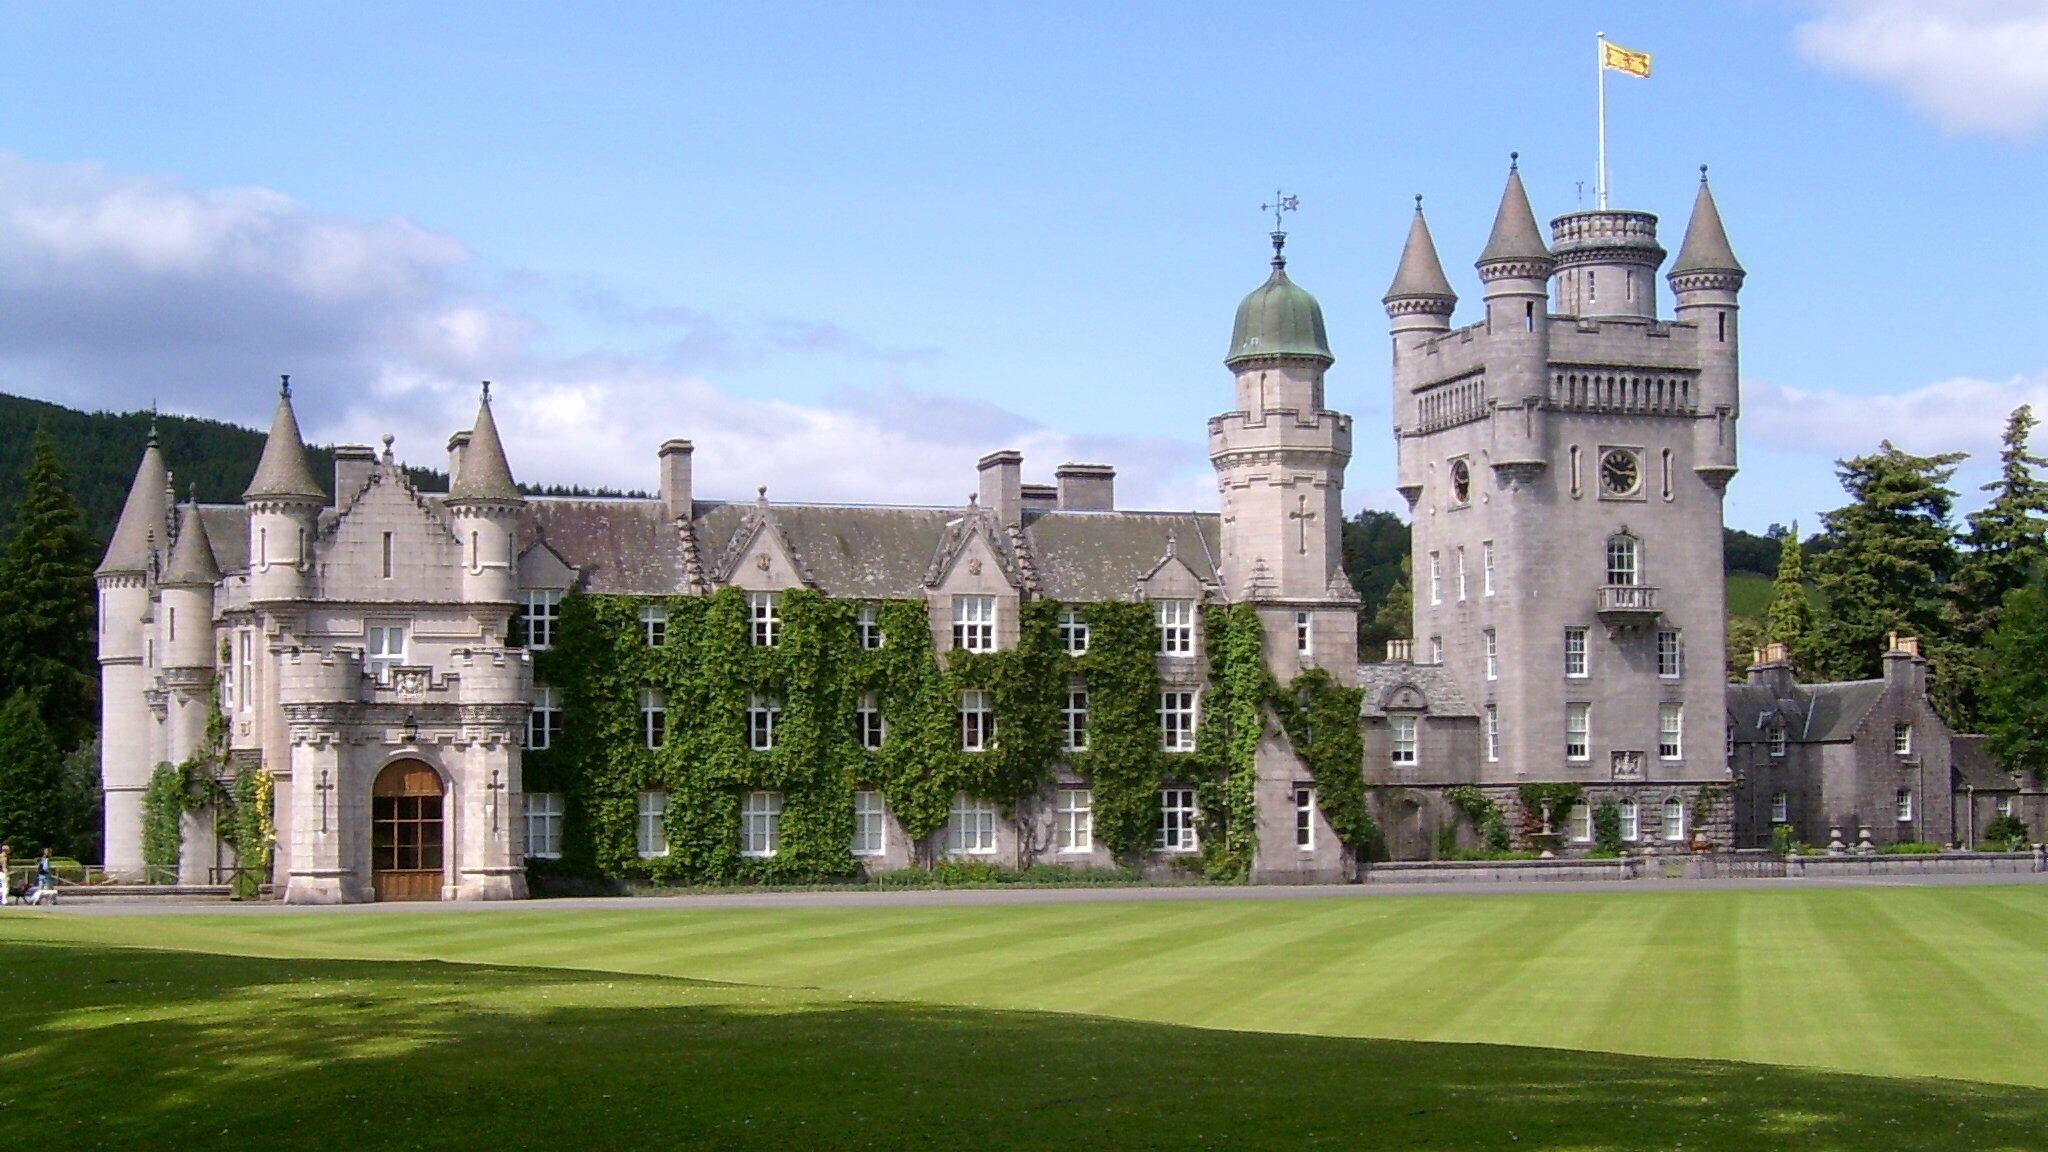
[1446,784,1510,852]
[1274,667,1380,862]
[1192,604,1267,881]
[138,677,272,896]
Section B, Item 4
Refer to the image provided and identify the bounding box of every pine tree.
[1945,407,2048,728]
[1367,554,1412,656]
[1763,521,1815,670]
[1809,442,1965,683]
[1981,566,2048,783]
[0,689,64,853]
[0,430,99,752]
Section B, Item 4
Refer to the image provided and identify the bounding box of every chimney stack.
[446,430,472,490]
[978,449,1023,526]
[1055,462,1115,511]
[659,440,694,522]
[334,445,376,505]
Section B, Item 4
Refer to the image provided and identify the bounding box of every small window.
[1726,724,1736,758]
[748,692,781,751]
[640,688,667,749]
[959,689,995,752]
[1568,802,1592,843]
[740,791,783,858]
[381,531,394,579]
[527,684,561,750]
[366,621,408,685]
[857,603,884,650]
[1569,446,1583,498]
[1769,725,1788,758]
[1056,788,1093,853]
[1058,607,1089,656]
[1295,786,1317,851]
[1661,449,1675,501]
[1428,551,1443,605]
[1482,541,1496,596]
[522,590,562,650]
[946,793,997,855]
[636,791,668,858]
[1062,685,1089,753]
[523,792,563,859]
[1717,311,1727,342]
[1896,789,1914,823]
[1605,534,1639,586]
[1524,301,1534,332]
[1566,703,1591,761]
[1484,629,1498,680]
[1657,630,1683,678]
[640,604,668,648]
[952,595,996,652]
[1619,798,1640,842]
[1156,600,1196,656]
[1994,795,2014,819]
[1564,627,1589,678]
[1390,714,1419,765]
[857,690,885,750]
[1662,797,1686,842]
[1585,269,1597,303]
[1455,546,1468,601]
[1156,787,1198,853]
[1625,269,1636,302]
[1295,611,1313,658]
[1770,791,1788,824]
[1484,705,1500,762]
[166,605,176,644]
[852,790,887,857]
[1159,690,1197,753]
[237,629,254,712]
[749,592,782,648]
[1893,723,1913,757]
[1429,635,1443,665]
[1659,703,1683,760]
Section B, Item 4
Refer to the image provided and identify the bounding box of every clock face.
[1449,459,1471,504]
[1601,449,1641,496]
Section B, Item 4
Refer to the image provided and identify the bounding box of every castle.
[94,163,2032,901]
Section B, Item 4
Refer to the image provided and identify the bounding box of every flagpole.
[1596,31,1609,209]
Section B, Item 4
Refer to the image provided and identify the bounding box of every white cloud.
[1745,372,2048,458]
[1796,1,2048,137]
[0,152,1216,512]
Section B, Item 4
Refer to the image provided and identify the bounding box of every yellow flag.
[1602,41,1652,78]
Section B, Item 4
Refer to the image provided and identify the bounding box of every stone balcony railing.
[1597,583,1660,625]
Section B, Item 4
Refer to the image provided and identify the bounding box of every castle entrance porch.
[371,760,445,901]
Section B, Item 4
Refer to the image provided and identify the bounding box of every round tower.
[1667,167,1745,490]
[1476,156,1556,483]
[94,428,170,880]
[445,383,525,609]
[1549,205,1665,320]
[1384,196,1458,502]
[244,376,326,605]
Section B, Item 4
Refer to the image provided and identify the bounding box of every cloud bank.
[1746,372,2048,459]
[1796,1,2048,138]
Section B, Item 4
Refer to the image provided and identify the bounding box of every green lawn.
[4,885,2047,1149]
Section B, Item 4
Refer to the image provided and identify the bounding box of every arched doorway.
[372,760,445,901]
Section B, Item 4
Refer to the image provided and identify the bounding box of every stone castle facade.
[95,163,2035,900]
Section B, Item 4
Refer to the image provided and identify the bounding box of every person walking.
[28,849,55,906]
[0,844,11,906]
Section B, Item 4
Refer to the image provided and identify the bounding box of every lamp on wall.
[402,712,419,744]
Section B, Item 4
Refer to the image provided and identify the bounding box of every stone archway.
[371,759,445,901]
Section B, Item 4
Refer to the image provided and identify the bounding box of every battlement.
[449,645,532,703]
[278,646,367,703]
[1549,210,1663,261]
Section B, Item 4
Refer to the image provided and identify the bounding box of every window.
[1524,301,1535,332]
[1056,788,1093,853]
[748,692,781,751]
[528,684,561,750]
[640,604,667,648]
[946,793,996,855]
[1156,787,1198,852]
[381,531,395,579]
[636,791,668,858]
[238,630,254,711]
[857,690,885,750]
[1717,311,1727,342]
[1659,704,1683,760]
[1159,690,1197,752]
[1585,269,1596,302]
[1569,446,1583,497]
[1662,797,1686,842]
[1606,535,1639,586]
[1429,635,1443,665]
[1485,705,1500,762]
[1657,630,1683,679]
[1768,724,1787,758]
[1896,789,1914,823]
[1482,541,1496,595]
[524,792,563,859]
[1770,791,1788,824]
[366,621,408,685]
[740,791,783,857]
[1661,449,1675,501]
[1564,628,1589,678]
[1058,607,1089,655]
[1295,611,1312,657]
[523,590,562,650]
[218,649,234,713]
[640,688,667,749]
[1449,458,1472,505]
[1156,599,1196,656]
[1390,714,1419,765]
[1893,723,1913,757]
[1568,802,1592,843]
[1726,724,1736,758]
[959,689,994,752]
[953,595,996,652]
[1566,703,1591,761]
[749,591,782,648]
[1428,551,1443,604]
[1062,685,1089,753]
[857,603,883,650]
[1484,629,1498,680]
[1619,798,1640,842]
[852,790,887,856]
[1295,786,1316,851]
[166,604,176,644]
[1995,795,2014,819]
[1455,547,1468,601]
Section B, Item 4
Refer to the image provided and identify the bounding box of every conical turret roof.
[243,378,326,502]
[1383,200,1457,305]
[1477,160,1550,267]
[447,385,523,503]
[161,498,220,586]
[1226,234,1333,367]
[96,431,169,576]
[1670,171,1743,277]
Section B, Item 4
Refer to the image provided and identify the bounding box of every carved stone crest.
[755,553,770,572]
[390,667,432,700]
[967,558,983,576]
[1611,750,1645,781]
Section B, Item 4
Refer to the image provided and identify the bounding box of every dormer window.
[749,592,782,648]
[857,603,884,650]
[1156,599,1196,656]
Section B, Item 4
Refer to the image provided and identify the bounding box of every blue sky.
[0,1,2042,530]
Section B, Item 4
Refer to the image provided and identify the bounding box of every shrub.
[1877,841,1943,855]
[1593,803,1624,854]
[1981,815,2030,850]
[1769,824,1797,856]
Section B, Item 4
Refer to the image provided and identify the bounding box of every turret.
[96,427,170,880]
[1549,187,1666,320]
[1224,231,1334,419]
[243,376,326,604]
[1476,157,1554,482]
[1668,167,1744,489]
[1383,197,1457,338]
[444,382,524,606]
[159,496,220,670]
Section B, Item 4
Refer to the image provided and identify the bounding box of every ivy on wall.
[1275,667,1380,863]
[138,678,273,895]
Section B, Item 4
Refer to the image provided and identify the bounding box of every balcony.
[1597,584,1660,631]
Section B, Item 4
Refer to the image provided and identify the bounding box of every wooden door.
[372,761,445,901]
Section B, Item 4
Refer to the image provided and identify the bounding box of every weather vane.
[1261,189,1299,231]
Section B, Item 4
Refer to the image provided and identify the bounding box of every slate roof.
[1725,679,1886,743]
[1024,510,1220,601]
[1670,175,1743,277]
[1477,163,1550,267]
[448,393,523,503]
[243,390,326,502]
[97,439,169,576]
[521,498,689,596]
[1950,735,2016,791]
[161,502,221,586]
[1356,661,1479,719]
[197,505,250,574]
[1384,203,1457,305]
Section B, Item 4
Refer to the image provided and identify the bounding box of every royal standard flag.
[1602,41,1651,78]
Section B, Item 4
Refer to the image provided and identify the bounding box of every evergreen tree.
[1762,521,1815,670]
[0,430,99,751]
[1809,442,1965,683]
[1945,407,2048,728]
[1366,555,1412,657]
[1981,567,2048,783]
[0,689,64,852]
[1726,615,1766,682]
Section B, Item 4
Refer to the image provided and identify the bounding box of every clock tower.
[1385,160,1743,845]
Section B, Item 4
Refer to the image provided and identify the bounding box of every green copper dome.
[1225,234,1333,368]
